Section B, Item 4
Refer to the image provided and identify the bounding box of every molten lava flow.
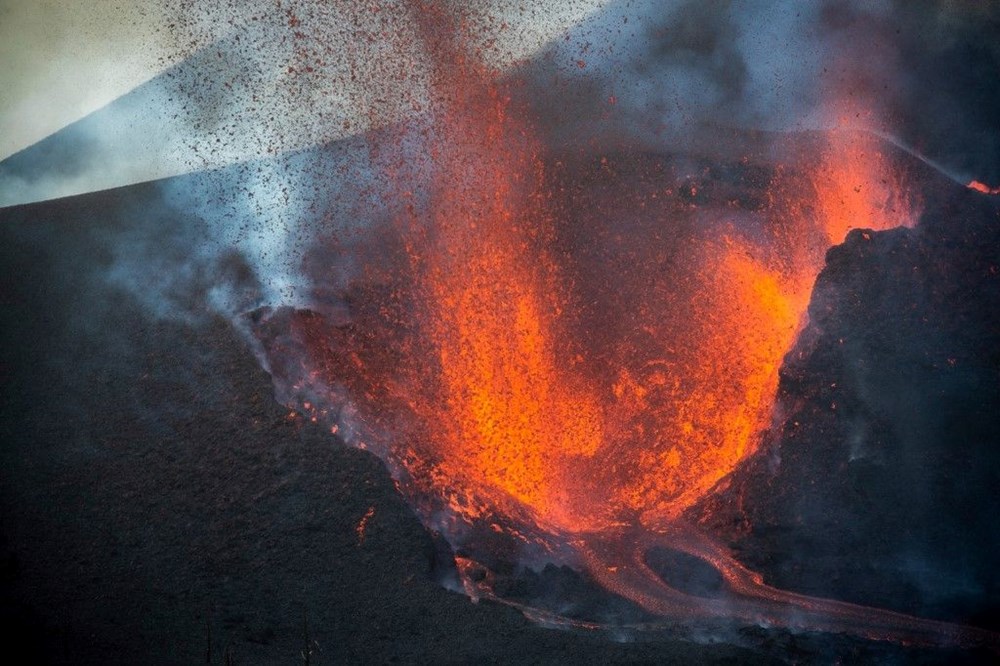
[400,39,813,535]
[574,524,999,648]
[379,6,607,534]
[404,123,918,535]
[416,109,604,532]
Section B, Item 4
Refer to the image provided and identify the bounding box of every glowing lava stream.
[583,524,998,647]
[295,5,1000,650]
[449,522,998,648]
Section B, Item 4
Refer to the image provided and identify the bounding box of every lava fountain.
[253,3,997,651]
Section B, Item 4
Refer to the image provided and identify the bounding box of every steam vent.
[2,2,999,663]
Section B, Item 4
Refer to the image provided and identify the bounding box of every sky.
[0,1,192,160]
[0,0,610,163]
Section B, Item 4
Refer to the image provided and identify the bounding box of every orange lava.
[370,33,919,537]
[287,4,918,544]
[396,10,605,532]
[356,506,376,545]
[813,129,916,244]
[304,3,913,534]
[968,179,1000,195]
[417,105,603,531]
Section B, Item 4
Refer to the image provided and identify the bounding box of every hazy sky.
[0,1,198,160]
[0,0,610,163]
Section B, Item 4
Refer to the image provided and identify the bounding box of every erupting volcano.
[4,0,999,661]
[248,1,998,651]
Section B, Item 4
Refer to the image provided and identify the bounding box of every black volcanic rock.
[695,177,1000,631]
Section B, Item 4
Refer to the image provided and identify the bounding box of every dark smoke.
[516,0,999,183]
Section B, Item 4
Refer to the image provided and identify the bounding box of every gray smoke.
[2,0,996,339]
[518,0,998,182]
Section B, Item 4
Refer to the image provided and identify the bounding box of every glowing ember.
[968,179,1000,195]
[356,506,376,545]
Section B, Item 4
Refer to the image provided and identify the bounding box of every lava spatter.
[251,0,994,651]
